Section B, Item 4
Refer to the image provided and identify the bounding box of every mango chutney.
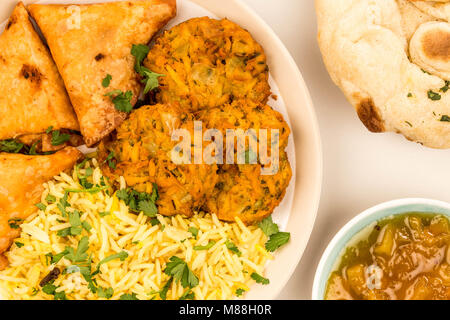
[325,213,450,300]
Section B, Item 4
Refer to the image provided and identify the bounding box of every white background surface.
[242,0,450,300]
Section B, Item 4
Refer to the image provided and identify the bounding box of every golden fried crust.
[145,17,271,112]
[0,2,79,141]
[28,0,176,146]
[98,104,218,217]
[200,101,292,224]
[0,147,82,259]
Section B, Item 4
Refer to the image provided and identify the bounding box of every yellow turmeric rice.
[0,158,271,300]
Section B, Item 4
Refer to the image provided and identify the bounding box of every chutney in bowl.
[313,199,450,300]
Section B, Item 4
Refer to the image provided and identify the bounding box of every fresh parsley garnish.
[159,277,173,300]
[8,218,23,229]
[15,242,24,248]
[131,44,164,94]
[441,80,450,93]
[119,293,139,300]
[188,227,199,239]
[45,194,57,204]
[428,90,441,101]
[35,203,46,211]
[102,74,112,88]
[0,139,25,153]
[104,151,117,169]
[116,186,159,217]
[193,240,216,251]
[51,130,71,146]
[105,90,133,113]
[93,251,128,275]
[265,232,290,252]
[258,216,279,237]
[164,256,199,289]
[225,240,242,256]
[440,115,450,122]
[235,288,246,297]
[179,290,195,300]
[251,272,269,285]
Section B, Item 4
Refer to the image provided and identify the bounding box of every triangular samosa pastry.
[28,0,177,146]
[0,147,82,268]
[0,2,79,142]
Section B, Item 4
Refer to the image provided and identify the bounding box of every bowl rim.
[312,198,450,300]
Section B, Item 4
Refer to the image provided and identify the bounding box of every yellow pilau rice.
[0,159,271,300]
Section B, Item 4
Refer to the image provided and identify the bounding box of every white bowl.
[312,198,450,300]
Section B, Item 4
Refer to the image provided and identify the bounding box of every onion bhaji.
[99,104,218,217]
[200,100,292,224]
[144,17,271,112]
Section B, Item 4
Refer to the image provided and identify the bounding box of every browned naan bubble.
[28,0,176,146]
[0,147,82,268]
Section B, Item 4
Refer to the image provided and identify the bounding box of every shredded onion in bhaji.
[99,104,218,217]
[145,17,271,112]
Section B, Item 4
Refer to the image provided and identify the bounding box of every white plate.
[0,0,322,300]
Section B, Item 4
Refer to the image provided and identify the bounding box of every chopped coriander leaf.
[65,236,90,263]
[104,151,116,169]
[15,242,24,248]
[47,249,69,264]
[251,272,269,285]
[28,140,39,155]
[188,227,199,238]
[131,44,150,73]
[141,68,164,94]
[193,240,216,251]
[116,186,159,216]
[102,74,112,88]
[42,283,57,295]
[99,211,111,217]
[68,210,81,228]
[0,139,25,153]
[119,293,139,300]
[440,115,450,122]
[138,200,157,217]
[179,290,195,300]
[51,130,71,146]
[428,90,441,101]
[150,217,160,226]
[105,90,133,113]
[46,126,53,134]
[258,216,279,237]
[265,232,290,252]
[45,194,57,203]
[82,221,92,232]
[85,167,94,177]
[225,240,242,256]
[235,288,246,297]
[35,203,46,211]
[164,256,199,288]
[65,186,108,194]
[57,228,71,237]
[8,218,23,229]
[97,287,114,299]
[407,93,413,98]
[53,291,67,300]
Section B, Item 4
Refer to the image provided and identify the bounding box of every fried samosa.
[0,147,82,265]
[0,2,79,141]
[28,0,177,146]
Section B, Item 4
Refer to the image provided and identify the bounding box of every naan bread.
[316,0,450,148]
[0,147,82,266]
[28,0,176,146]
[0,2,79,141]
